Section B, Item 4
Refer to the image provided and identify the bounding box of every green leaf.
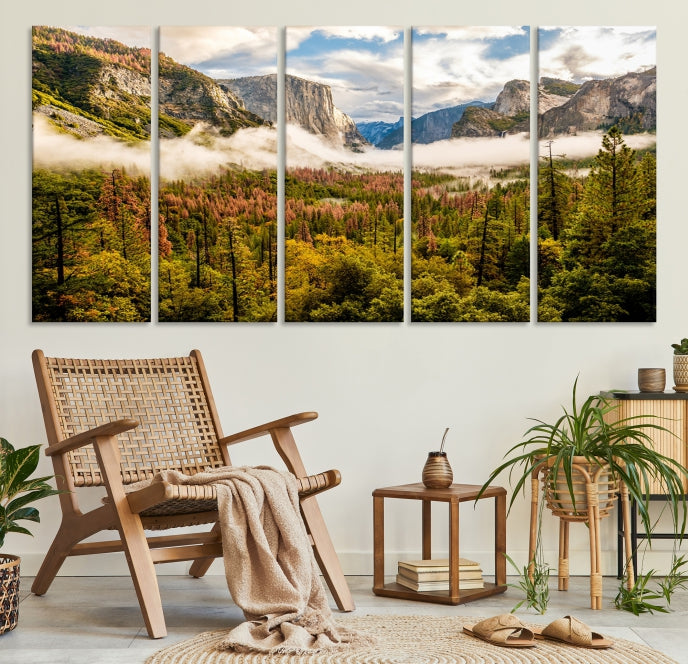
[0,439,62,544]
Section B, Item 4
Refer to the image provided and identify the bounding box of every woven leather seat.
[31,349,354,638]
[107,468,340,526]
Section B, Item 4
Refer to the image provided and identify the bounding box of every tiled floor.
[2,574,687,663]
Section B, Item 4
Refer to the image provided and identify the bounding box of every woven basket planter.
[543,457,617,523]
[0,555,20,635]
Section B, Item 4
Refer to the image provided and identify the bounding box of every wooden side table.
[372,482,507,605]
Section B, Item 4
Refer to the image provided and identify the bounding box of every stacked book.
[396,557,484,592]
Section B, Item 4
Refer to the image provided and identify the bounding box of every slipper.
[463,614,536,648]
[532,615,613,649]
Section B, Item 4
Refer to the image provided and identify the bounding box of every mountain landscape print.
[285,27,404,322]
[32,26,152,321]
[537,26,657,322]
[411,27,531,322]
[158,27,278,321]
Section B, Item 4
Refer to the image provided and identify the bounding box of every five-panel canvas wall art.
[31,26,657,322]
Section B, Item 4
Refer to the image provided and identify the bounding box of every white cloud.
[286,125,403,171]
[160,125,277,180]
[160,26,277,77]
[412,27,530,116]
[286,26,401,52]
[32,115,150,174]
[413,133,529,173]
[286,27,405,123]
[538,26,656,82]
[538,132,656,161]
[415,26,524,40]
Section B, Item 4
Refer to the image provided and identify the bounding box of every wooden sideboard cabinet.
[603,391,688,577]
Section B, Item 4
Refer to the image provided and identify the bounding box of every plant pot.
[543,457,617,522]
[673,355,688,392]
[0,554,20,635]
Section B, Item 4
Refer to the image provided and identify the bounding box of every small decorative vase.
[638,367,665,393]
[422,451,453,489]
[673,356,688,392]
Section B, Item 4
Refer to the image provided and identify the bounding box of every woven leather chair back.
[39,354,226,487]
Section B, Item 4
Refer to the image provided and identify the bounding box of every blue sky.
[412,27,531,116]
[287,27,404,124]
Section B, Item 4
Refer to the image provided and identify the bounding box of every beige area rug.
[145,614,679,664]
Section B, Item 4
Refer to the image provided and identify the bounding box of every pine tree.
[538,140,571,240]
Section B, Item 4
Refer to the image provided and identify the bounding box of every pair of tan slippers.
[463,614,613,649]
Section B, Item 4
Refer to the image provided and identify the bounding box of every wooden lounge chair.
[31,349,354,638]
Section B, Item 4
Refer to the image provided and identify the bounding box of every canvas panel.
[285,27,404,322]
[411,26,531,322]
[158,27,278,322]
[537,26,657,322]
[31,26,152,322]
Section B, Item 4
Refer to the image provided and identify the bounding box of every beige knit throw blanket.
[131,465,367,654]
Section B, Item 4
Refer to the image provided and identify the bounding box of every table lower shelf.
[373,580,507,605]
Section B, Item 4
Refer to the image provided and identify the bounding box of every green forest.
[411,169,530,322]
[285,168,404,322]
[538,127,656,322]
[32,168,152,321]
[158,169,277,322]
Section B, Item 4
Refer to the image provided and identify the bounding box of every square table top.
[372,482,506,502]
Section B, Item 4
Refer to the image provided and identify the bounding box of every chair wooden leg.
[271,426,355,612]
[31,526,74,595]
[189,523,221,578]
[300,497,355,611]
[120,522,167,638]
[95,436,167,638]
[32,506,115,596]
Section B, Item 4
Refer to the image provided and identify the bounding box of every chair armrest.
[45,419,139,457]
[218,412,318,447]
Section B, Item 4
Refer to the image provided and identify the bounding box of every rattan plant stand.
[528,457,634,610]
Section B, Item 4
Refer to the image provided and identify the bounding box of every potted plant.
[1,437,60,635]
[480,377,688,611]
[671,338,688,392]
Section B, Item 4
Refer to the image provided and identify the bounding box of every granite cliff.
[221,74,367,149]
[539,68,656,137]
[452,80,529,138]
[158,56,268,138]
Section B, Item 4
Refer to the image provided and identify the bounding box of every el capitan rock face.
[539,68,656,137]
[221,74,367,149]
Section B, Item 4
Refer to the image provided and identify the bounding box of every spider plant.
[479,376,688,547]
[506,490,551,614]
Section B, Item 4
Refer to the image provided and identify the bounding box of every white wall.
[2,0,687,578]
